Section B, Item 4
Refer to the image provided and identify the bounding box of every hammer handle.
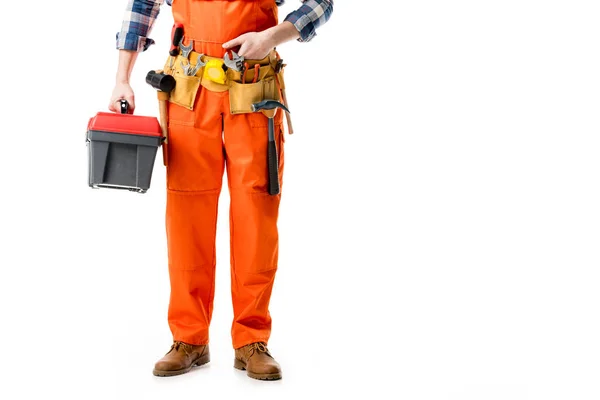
[280,88,293,135]
[157,92,170,166]
[267,121,280,195]
[157,92,169,142]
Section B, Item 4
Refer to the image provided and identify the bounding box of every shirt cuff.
[116,32,155,52]
[284,11,317,43]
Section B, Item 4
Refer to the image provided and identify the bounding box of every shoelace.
[169,341,194,356]
[248,342,271,357]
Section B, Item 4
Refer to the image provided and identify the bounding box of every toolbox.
[86,100,163,193]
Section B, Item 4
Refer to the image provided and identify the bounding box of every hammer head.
[146,70,176,93]
[251,99,290,114]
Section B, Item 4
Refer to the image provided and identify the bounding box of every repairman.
[108,0,334,381]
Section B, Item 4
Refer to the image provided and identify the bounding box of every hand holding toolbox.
[86,100,164,194]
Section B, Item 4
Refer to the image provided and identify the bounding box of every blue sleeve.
[283,0,334,42]
[116,0,164,52]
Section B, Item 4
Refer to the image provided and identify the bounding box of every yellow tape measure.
[203,59,227,85]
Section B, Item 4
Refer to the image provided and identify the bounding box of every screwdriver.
[169,23,184,56]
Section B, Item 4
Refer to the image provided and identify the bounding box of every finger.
[124,96,135,113]
[109,98,134,114]
[237,42,250,58]
[108,99,121,113]
[223,36,243,49]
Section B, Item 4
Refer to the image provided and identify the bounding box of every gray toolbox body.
[86,101,163,193]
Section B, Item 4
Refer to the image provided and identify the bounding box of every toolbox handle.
[119,99,129,114]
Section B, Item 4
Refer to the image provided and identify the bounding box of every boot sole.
[153,353,210,377]
[233,358,282,381]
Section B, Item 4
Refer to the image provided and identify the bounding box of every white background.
[0,1,599,399]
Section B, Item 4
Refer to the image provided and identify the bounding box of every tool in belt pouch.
[226,52,281,115]
[226,52,293,134]
[145,70,176,166]
[162,39,204,110]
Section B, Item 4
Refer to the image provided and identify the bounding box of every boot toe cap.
[154,359,184,372]
[256,361,281,375]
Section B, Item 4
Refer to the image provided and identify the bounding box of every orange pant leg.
[223,108,285,349]
[165,90,227,345]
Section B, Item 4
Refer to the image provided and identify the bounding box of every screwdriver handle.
[169,23,184,56]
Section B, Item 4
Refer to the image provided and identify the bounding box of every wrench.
[179,39,194,59]
[223,50,244,72]
[181,55,206,76]
[188,56,206,76]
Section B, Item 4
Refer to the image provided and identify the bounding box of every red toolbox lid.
[87,112,163,137]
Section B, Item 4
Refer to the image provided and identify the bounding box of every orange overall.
[165,0,284,349]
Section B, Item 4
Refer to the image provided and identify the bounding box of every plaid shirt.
[116,0,334,52]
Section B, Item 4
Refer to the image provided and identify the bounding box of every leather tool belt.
[162,49,288,116]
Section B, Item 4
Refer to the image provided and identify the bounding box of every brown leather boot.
[234,342,282,380]
[153,341,210,377]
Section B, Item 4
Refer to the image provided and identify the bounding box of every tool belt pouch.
[229,66,280,114]
[163,56,202,110]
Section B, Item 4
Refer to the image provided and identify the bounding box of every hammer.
[146,70,176,166]
[251,99,290,195]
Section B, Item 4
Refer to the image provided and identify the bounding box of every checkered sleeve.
[283,0,334,42]
[116,0,164,52]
